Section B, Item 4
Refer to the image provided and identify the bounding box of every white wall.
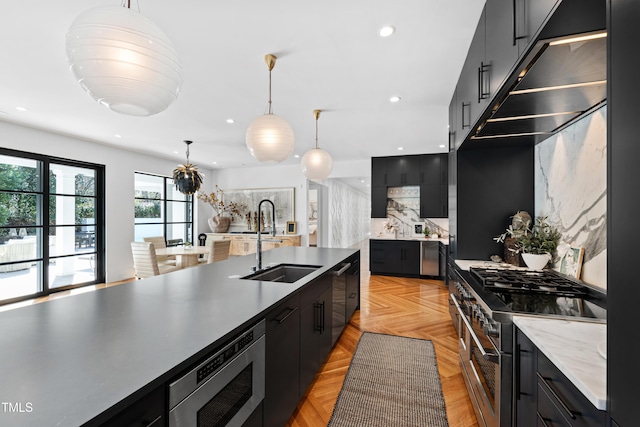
[0,121,213,282]
[327,179,370,248]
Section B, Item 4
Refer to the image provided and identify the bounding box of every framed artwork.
[559,246,585,279]
[223,187,294,232]
[286,221,297,234]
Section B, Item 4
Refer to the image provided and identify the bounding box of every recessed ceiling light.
[360,179,365,183]
[173,151,179,154]
[226,118,235,124]
[439,144,445,148]
[15,106,27,111]
[397,147,404,151]
[294,154,300,158]
[114,134,122,138]
[379,26,395,37]
[212,161,217,165]
[389,96,401,103]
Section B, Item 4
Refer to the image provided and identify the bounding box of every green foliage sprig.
[495,216,561,255]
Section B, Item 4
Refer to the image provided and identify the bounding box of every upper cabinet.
[386,156,421,186]
[371,154,448,219]
[452,0,562,149]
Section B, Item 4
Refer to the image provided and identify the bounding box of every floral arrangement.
[197,185,246,221]
[383,218,399,233]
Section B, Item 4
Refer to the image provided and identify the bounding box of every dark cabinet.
[486,0,520,97]
[515,0,560,55]
[369,240,420,277]
[386,155,420,186]
[457,5,488,143]
[371,157,387,186]
[514,328,537,427]
[420,153,448,218]
[264,293,300,427]
[371,186,387,218]
[299,275,332,394]
[101,385,164,427]
[608,1,637,425]
[345,258,360,321]
[514,326,606,427]
[371,154,448,219]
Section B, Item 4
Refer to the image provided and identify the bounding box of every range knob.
[483,320,500,338]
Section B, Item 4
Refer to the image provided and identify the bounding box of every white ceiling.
[0,0,483,180]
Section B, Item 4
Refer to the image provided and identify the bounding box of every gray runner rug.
[328,332,449,427]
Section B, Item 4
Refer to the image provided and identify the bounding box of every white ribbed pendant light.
[65,2,183,116]
[301,110,333,180]
[246,54,295,163]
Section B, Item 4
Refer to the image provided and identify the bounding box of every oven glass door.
[169,335,265,427]
[458,306,500,427]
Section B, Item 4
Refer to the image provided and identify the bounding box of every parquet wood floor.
[287,240,478,427]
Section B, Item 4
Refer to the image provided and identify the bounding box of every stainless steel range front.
[447,261,606,427]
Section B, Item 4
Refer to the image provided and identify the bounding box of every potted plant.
[495,216,561,270]
[197,185,246,233]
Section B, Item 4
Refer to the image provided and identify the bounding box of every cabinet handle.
[514,343,521,400]
[536,412,551,427]
[273,307,297,324]
[478,62,490,103]
[512,0,527,46]
[314,302,322,333]
[320,301,326,332]
[461,102,470,129]
[536,372,577,420]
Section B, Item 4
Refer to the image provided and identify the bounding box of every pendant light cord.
[185,140,192,164]
[315,116,319,149]
[268,68,273,114]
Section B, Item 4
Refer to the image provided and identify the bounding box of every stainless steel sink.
[241,264,321,283]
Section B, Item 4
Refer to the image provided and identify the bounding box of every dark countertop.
[0,246,358,427]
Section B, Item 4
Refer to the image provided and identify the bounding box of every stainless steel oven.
[449,267,511,427]
[168,320,266,427]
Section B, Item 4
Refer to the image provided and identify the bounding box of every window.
[0,149,105,305]
[134,173,193,245]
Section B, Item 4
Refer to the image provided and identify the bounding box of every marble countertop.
[455,259,503,271]
[513,316,606,410]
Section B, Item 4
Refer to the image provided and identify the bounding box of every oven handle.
[450,294,500,364]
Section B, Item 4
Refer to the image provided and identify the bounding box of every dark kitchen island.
[0,246,359,427]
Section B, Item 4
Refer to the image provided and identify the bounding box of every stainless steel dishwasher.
[420,240,439,276]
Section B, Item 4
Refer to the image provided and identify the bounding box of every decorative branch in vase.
[495,214,561,270]
[197,185,246,233]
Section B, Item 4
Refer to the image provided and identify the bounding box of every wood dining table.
[155,246,209,268]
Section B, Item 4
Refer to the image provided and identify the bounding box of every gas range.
[447,261,607,427]
[468,265,607,321]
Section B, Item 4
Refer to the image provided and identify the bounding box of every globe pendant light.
[66,2,183,116]
[172,140,203,195]
[301,110,333,180]
[246,54,295,163]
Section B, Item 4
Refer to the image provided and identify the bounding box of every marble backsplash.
[535,106,607,289]
[371,186,449,238]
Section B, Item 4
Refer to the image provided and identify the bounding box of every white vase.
[521,253,551,270]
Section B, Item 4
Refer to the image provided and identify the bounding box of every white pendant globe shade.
[66,5,183,116]
[246,114,295,163]
[301,148,333,180]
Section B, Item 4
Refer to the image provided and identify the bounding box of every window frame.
[0,147,105,306]
[134,172,194,246]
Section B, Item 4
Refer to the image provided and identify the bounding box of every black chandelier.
[172,140,203,195]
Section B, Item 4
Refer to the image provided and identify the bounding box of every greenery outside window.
[0,149,105,305]
[134,172,193,246]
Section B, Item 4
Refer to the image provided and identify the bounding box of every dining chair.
[199,240,231,264]
[131,241,180,279]
[143,236,176,266]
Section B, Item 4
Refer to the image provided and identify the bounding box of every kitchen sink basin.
[241,264,321,283]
